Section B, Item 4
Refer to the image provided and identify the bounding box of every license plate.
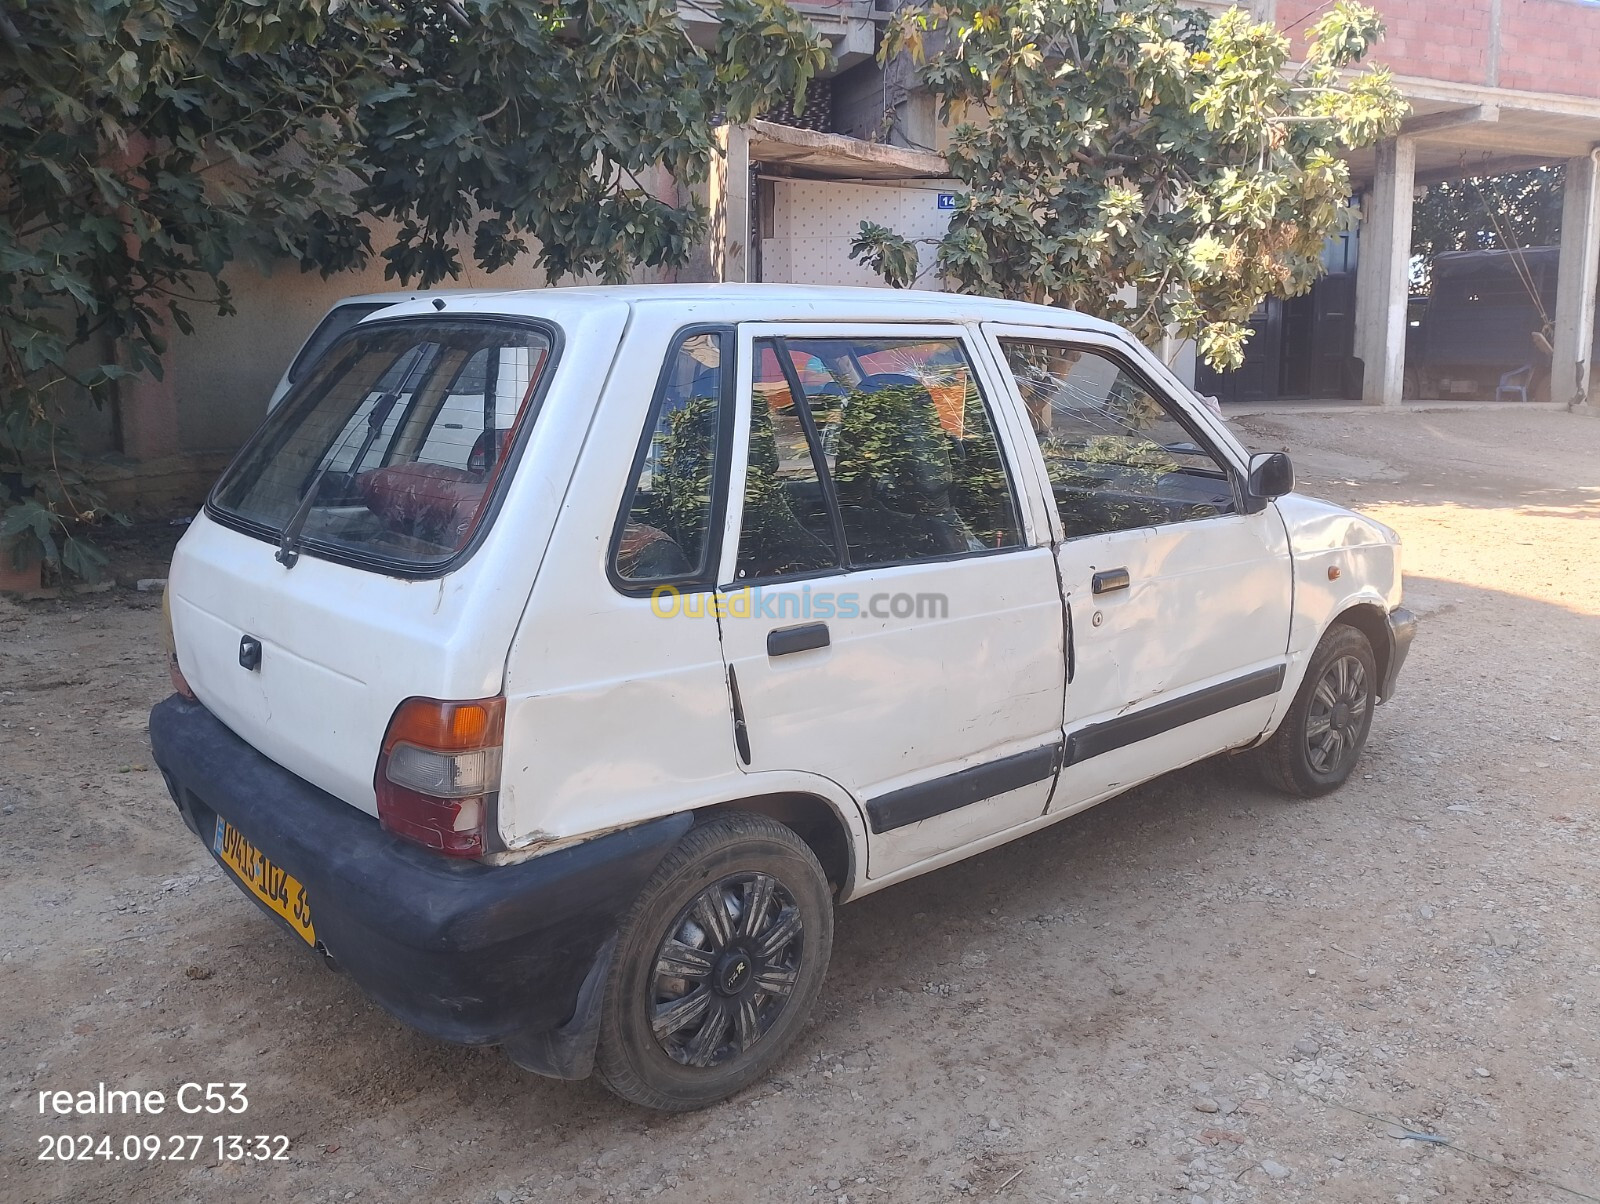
[212,818,316,946]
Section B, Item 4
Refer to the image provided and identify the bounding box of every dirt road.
[3,407,1598,1204]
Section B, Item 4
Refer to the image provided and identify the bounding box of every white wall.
[760,178,957,289]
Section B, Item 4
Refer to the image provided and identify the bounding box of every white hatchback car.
[151,285,1415,1110]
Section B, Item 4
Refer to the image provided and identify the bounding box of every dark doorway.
[1194,231,1359,404]
[1195,300,1281,405]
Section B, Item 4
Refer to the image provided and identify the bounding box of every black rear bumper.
[148,695,689,1074]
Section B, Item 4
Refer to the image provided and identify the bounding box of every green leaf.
[854,0,1403,367]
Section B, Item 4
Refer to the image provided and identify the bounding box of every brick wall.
[1497,0,1600,94]
[1274,0,1600,100]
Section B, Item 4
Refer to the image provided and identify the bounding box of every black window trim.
[760,334,848,572]
[728,329,1030,588]
[284,302,394,386]
[997,334,1247,532]
[205,313,564,582]
[606,324,738,599]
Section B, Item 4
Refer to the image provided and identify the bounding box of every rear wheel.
[595,812,833,1111]
[1255,624,1377,798]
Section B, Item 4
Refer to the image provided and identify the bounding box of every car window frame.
[205,314,564,581]
[981,326,1249,540]
[727,334,849,584]
[283,302,395,387]
[723,322,1036,588]
[606,323,738,599]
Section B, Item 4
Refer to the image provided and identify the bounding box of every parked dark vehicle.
[1407,247,1600,401]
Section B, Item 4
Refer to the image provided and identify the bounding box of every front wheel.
[1254,624,1377,798]
[595,812,833,1111]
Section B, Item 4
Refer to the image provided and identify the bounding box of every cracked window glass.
[1000,341,1236,537]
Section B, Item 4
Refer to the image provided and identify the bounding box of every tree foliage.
[849,0,1406,371]
[1410,165,1564,284]
[0,0,827,578]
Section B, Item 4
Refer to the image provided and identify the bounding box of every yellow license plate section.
[213,818,315,946]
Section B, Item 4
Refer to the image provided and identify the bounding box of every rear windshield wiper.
[276,349,432,568]
[275,392,402,567]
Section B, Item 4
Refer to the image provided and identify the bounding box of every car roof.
[353,283,1128,337]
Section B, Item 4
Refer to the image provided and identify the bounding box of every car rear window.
[285,302,392,385]
[211,318,555,572]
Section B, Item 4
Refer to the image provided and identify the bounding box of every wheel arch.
[695,792,859,901]
[1328,601,1394,702]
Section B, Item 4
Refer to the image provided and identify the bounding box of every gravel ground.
[2,406,1598,1204]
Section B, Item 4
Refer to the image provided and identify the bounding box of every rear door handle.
[767,622,830,657]
[1092,567,1130,595]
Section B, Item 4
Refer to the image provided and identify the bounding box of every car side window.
[1000,340,1236,537]
[738,335,1022,573]
[612,332,728,586]
[734,342,842,580]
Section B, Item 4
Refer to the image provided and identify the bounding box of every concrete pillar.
[1487,0,1503,87]
[1552,151,1600,411]
[1359,137,1416,406]
[1351,191,1374,370]
[709,125,751,283]
[896,91,940,154]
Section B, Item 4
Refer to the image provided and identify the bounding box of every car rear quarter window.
[211,318,554,573]
[610,331,731,589]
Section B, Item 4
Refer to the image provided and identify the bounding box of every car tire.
[595,812,833,1111]
[1255,624,1377,798]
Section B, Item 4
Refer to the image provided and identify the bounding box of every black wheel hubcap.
[714,951,753,996]
[1306,653,1369,775]
[649,873,803,1068]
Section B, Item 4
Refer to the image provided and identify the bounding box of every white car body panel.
[1260,494,1403,734]
[713,322,1065,879]
[976,324,1293,806]
[168,284,1408,902]
[170,293,632,812]
[499,304,745,849]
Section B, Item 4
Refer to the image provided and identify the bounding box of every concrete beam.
[747,120,950,181]
[1392,74,1600,125]
[1401,104,1499,139]
[1358,137,1416,407]
[1428,125,1600,159]
[1410,154,1571,188]
[1552,151,1600,410]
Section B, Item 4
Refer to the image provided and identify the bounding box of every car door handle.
[767,622,830,657]
[1092,568,1130,595]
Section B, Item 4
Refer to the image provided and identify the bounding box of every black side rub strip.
[867,742,1062,834]
[1065,664,1286,766]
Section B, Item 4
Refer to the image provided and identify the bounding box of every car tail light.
[375,696,505,858]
